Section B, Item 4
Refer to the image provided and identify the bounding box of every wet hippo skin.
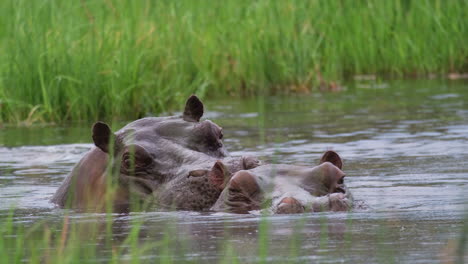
[51,95,260,212]
[211,151,353,214]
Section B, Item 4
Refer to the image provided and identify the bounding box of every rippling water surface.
[0,80,467,263]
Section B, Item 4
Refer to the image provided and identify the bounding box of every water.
[0,80,467,263]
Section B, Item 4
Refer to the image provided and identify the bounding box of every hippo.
[51,95,259,212]
[211,151,353,214]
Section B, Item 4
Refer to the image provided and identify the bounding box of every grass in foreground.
[1,208,467,264]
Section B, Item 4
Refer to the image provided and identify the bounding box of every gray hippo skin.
[211,151,353,214]
[51,95,259,212]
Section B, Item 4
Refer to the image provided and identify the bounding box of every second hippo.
[211,151,353,214]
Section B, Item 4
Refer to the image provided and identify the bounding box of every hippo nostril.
[277,197,305,214]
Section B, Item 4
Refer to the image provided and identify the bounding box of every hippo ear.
[319,150,343,169]
[183,95,204,122]
[209,161,230,190]
[92,121,113,153]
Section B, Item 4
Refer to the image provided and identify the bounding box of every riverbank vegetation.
[0,0,467,123]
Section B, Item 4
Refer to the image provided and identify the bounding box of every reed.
[0,0,466,122]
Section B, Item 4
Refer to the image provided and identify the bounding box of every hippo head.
[211,151,352,214]
[93,95,227,159]
[91,95,230,210]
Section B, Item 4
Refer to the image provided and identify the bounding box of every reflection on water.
[0,80,467,263]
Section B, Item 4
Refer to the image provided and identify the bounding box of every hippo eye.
[122,146,153,169]
[219,131,223,140]
[188,169,207,178]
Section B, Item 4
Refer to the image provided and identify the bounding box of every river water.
[0,80,467,263]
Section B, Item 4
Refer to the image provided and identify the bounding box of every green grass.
[0,0,467,123]
[0,212,157,264]
[2,209,467,264]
